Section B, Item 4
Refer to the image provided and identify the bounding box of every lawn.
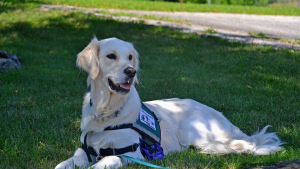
[45,0,300,16]
[0,2,300,169]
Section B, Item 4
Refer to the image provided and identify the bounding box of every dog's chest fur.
[79,89,141,152]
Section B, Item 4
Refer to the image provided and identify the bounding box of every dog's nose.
[124,67,136,78]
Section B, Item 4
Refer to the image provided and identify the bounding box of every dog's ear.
[77,37,100,79]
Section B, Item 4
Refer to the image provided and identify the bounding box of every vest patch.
[140,109,156,131]
[131,102,161,143]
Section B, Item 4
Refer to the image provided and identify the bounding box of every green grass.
[44,0,300,16]
[99,10,184,23]
[269,1,299,7]
[248,31,300,45]
[7,0,300,16]
[249,30,268,38]
[203,27,217,34]
[1,3,300,169]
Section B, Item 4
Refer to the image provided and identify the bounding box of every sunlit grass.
[12,0,293,16]
[99,10,184,23]
[269,1,299,7]
[203,27,217,34]
[4,0,300,16]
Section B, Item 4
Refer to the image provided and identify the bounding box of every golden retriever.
[55,37,283,169]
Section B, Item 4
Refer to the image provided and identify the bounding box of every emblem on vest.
[140,109,156,131]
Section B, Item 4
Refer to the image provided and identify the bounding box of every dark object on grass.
[0,51,22,72]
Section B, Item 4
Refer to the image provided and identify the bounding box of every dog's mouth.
[108,78,132,94]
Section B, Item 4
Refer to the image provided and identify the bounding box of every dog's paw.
[89,156,123,169]
[55,148,89,169]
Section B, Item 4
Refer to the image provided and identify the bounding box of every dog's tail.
[201,125,283,155]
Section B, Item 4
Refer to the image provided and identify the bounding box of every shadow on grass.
[0,9,299,168]
[0,0,45,14]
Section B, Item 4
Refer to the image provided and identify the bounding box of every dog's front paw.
[55,148,89,169]
[89,156,122,169]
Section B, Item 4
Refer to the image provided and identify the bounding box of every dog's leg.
[55,148,89,169]
[88,156,124,169]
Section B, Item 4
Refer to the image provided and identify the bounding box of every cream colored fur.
[55,37,283,169]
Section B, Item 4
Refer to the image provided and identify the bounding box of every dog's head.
[76,37,139,95]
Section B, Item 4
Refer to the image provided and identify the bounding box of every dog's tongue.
[120,83,132,90]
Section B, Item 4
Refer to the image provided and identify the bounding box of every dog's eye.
[107,54,116,60]
[129,55,132,60]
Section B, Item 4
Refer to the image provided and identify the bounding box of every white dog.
[55,37,283,169]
